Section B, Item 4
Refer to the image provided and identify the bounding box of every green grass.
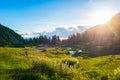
[0,47,120,80]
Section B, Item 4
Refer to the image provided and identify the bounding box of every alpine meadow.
[0,0,120,80]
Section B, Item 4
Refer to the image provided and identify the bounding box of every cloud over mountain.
[16,26,89,39]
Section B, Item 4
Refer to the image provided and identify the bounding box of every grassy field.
[0,47,120,80]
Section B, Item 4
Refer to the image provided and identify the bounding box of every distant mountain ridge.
[16,26,89,39]
[0,24,24,46]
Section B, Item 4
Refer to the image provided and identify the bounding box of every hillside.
[0,24,24,47]
[82,13,120,55]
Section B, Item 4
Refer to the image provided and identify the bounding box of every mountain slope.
[83,13,120,55]
[0,24,24,46]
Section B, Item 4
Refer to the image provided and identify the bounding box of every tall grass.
[0,47,120,80]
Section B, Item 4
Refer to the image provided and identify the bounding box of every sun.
[89,8,117,26]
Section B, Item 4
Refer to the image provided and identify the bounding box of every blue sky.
[0,0,120,32]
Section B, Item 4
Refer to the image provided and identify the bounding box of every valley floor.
[0,47,120,80]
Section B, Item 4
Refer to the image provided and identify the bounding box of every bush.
[32,60,56,76]
[61,58,79,67]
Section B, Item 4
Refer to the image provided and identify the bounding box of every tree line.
[23,35,61,46]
